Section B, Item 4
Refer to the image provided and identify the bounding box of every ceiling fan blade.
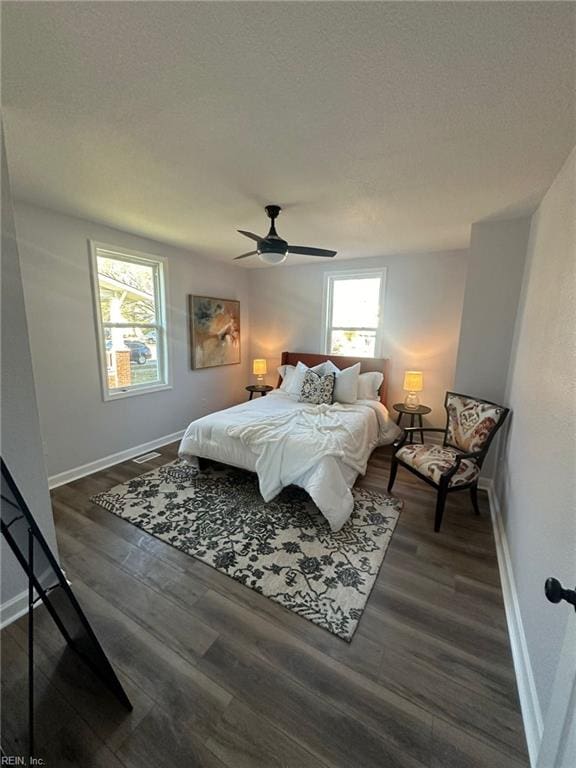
[288,245,337,258]
[237,230,263,242]
[234,250,258,261]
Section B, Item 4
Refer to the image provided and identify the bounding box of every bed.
[178,352,401,531]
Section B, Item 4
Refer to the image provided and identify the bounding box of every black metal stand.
[1,457,132,723]
[28,528,34,763]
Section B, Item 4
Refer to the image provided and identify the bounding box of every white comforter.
[178,390,400,531]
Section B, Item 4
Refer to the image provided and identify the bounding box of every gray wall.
[454,217,531,401]
[248,250,468,426]
[1,133,59,623]
[454,216,531,477]
[14,203,251,479]
[495,147,576,722]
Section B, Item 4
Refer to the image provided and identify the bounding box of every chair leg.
[470,482,481,515]
[388,459,399,493]
[434,486,448,532]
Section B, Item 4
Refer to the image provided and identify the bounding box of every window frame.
[89,241,172,402]
[322,268,387,358]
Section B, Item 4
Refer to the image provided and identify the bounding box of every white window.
[323,269,386,357]
[90,242,171,401]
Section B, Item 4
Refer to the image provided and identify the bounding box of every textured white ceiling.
[2,2,575,266]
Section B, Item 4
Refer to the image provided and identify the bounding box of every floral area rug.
[91,460,402,641]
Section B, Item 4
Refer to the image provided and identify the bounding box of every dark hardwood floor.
[1,443,529,767]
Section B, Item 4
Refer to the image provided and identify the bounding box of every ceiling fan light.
[258,251,287,265]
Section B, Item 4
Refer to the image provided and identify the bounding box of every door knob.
[545,577,576,612]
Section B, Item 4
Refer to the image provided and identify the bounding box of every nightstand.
[246,385,273,400]
[392,403,431,444]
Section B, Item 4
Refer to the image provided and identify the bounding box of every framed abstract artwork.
[189,295,241,369]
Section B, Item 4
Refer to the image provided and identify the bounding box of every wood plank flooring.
[1,443,529,767]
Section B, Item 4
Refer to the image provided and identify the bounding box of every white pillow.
[357,371,384,401]
[287,361,328,397]
[324,360,361,404]
[277,364,296,392]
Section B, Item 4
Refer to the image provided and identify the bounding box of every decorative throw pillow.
[324,361,361,404]
[356,372,384,401]
[298,370,336,405]
[287,361,329,397]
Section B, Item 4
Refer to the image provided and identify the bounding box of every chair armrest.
[452,449,484,465]
[439,449,485,482]
[392,427,446,452]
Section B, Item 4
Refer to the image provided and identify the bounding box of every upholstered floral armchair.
[388,392,510,531]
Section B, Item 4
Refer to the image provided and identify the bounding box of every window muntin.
[324,270,385,357]
[90,243,170,400]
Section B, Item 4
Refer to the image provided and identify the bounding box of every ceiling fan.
[234,205,337,265]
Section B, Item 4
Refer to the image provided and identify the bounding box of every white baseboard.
[1,589,29,629]
[47,429,185,489]
[483,478,543,767]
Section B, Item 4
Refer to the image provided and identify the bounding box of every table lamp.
[403,370,423,409]
[252,358,267,384]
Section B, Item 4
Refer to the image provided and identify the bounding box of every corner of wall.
[1,126,60,620]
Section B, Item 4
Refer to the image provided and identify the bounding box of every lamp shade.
[403,370,423,392]
[252,359,267,376]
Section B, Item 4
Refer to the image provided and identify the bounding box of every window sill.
[103,383,173,402]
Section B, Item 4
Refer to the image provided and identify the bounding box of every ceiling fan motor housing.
[259,236,288,254]
[259,235,288,264]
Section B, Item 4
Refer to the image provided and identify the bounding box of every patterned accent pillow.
[299,370,336,405]
[446,393,505,453]
[286,361,329,398]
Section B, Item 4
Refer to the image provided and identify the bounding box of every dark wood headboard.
[278,352,389,405]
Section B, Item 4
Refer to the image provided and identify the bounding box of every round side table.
[246,385,273,400]
[392,403,431,444]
